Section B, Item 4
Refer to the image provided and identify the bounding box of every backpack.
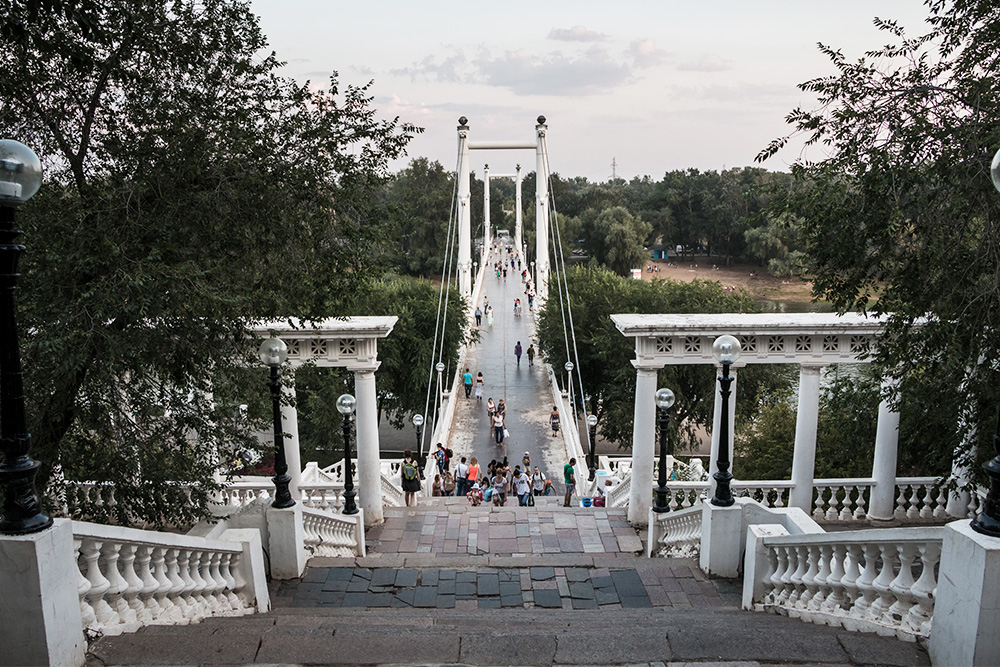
[445,448,453,459]
[402,461,417,481]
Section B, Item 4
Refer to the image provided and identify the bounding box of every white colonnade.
[254,317,397,525]
[612,313,901,525]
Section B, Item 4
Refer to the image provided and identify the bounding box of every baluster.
[196,551,219,614]
[778,546,797,606]
[795,546,819,618]
[869,543,898,635]
[175,549,198,620]
[229,552,250,612]
[887,543,918,631]
[74,538,97,631]
[81,539,118,630]
[812,486,827,521]
[850,543,879,622]
[161,548,187,622]
[894,485,908,520]
[839,543,863,630]
[854,485,868,520]
[117,544,145,630]
[839,487,854,521]
[136,545,160,623]
[821,543,847,621]
[825,487,842,521]
[767,546,787,605]
[100,540,133,633]
[918,484,933,519]
[208,552,231,613]
[219,552,243,613]
[188,551,210,619]
[906,487,920,520]
[906,541,940,637]
[933,485,949,519]
[807,545,831,616]
[773,487,785,508]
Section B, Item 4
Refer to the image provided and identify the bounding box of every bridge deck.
[449,247,567,485]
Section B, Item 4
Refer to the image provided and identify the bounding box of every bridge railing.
[302,506,366,558]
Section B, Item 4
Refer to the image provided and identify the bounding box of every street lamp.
[587,414,598,482]
[971,149,1000,536]
[653,388,676,513]
[259,337,294,509]
[564,361,575,421]
[436,361,446,399]
[0,139,49,535]
[473,262,478,286]
[412,413,424,475]
[337,394,358,515]
[711,335,741,507]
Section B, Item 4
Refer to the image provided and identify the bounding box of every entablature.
[254,317,397,369]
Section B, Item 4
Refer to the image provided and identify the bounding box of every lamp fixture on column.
[587,414,598,482]
[0,139,50,535]
[412,413,424,473]
[337,394,358,515]
[711,335,741,507]
[970,148,1000,536]
[564,361,575,421]
[259,337,295,509]
[653,387,676,513]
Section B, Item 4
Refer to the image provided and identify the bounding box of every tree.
[758,0,1000,479]
[579,206,651,275]
[0,0,419,526]
[536,264,789,451]
[384,158,455,277]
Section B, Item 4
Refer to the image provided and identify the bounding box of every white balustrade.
[752,527,944,641]
[301,507,365,558]
[606,470,631,508]
[649,505,702,558]
[72,521,256,637]
[380,472,404,507]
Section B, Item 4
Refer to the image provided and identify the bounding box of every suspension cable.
[540,139,594,458]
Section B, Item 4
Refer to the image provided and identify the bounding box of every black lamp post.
[587,414,598,482]
[711,335,741,507]
[337,394,358,515]
[971,149,1000,536]
[259,337,294,509]
[412,413,425,480]
[653,387,676,513]
[564,361,574,422]
[0,140,50,535]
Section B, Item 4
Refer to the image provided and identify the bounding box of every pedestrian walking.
[475,306,482,326]
[455,456,470,496]
[463,368,473,398]
[550,406,561,437]
[514,341,522,366]
[468,456,480,486]
[532,466,547,496]
[492,470,507,506]
[487,306,494,328]
[434,442,448,474]
[497,399,507,418]
[401,449,421,507]
[486,397,496,429]
[514,467,532,506]
[475,371,484,400]
[564,457,577,507]
[493,411,505,445]
[527,344,535,366]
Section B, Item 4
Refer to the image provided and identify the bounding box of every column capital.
[347,362,381,374]
[631,361,663,373]
[799,363,827,373]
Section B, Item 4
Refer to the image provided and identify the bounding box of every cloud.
[677,55,732,72]
[627,38,668,68]
[390,51,467,83]
[474,45,631,96]
[548,25,609,42]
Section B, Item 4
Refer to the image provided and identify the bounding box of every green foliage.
[579,206,651,276]
[536,264,789,451]
[759,0,1000,481]
[0,0,418,526]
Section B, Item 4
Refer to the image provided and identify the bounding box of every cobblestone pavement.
[366,502,644,555]
[274,560,737,611]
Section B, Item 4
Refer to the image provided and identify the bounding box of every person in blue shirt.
[463,368,473,398]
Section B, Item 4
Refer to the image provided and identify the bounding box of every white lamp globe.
[712,335,742,365]
[0,140,42,204]
[336,394,356,415]
[655,388,676,410]
[258,338,287,367]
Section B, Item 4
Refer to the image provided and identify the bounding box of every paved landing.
[366,502,643,555]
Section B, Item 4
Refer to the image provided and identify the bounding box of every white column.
[708,364,739,497]
[789,364,824,511]
[353,366,383,525]
[280,381,302,501]
[628,364,660,525]
[515,164,523,253]
[483,164,490,258]
[535,117,549,301]
[868,378,900,521]
[457,117,472,296]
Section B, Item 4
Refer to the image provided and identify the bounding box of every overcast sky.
[251,0,932,181]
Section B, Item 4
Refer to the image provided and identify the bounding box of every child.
[467,482,483,506]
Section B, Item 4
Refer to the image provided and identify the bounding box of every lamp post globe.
[653,387,676,513]
[337,394,358,515]
[991,146,1000,195]
[412,413,425,473]
[587,414,598,482]
[710,335,741,507]
[0,140,50,535]
[260,337,294,509]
